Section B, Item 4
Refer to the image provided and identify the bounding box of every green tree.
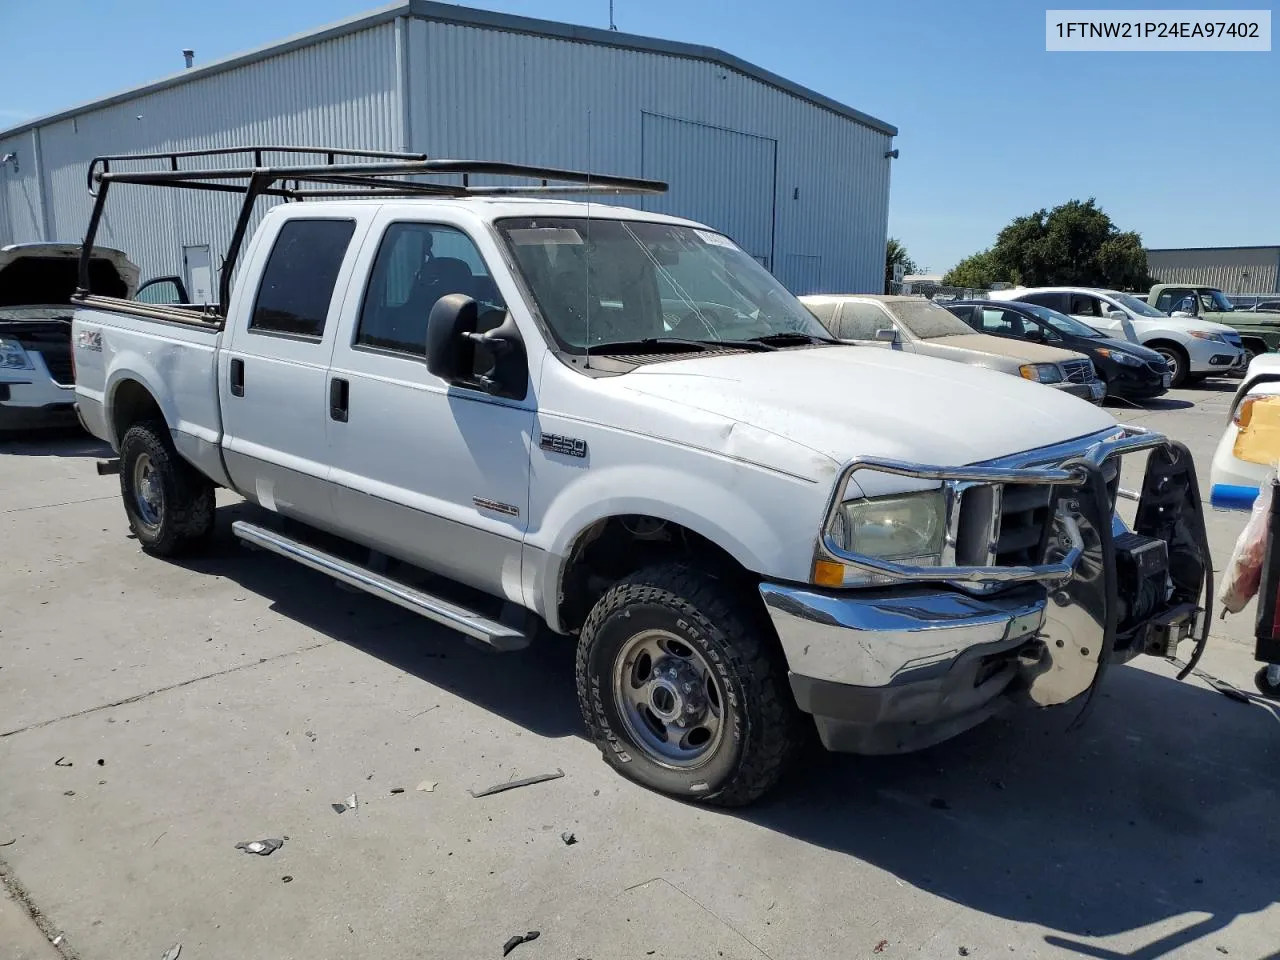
[884,237,918,293]
[945,199,1154,290]
[943,250,1003,288]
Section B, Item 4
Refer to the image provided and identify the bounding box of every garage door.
[640,113,776,269]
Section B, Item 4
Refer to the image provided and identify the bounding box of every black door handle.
[329,377,349,422]
[230,358,244,397]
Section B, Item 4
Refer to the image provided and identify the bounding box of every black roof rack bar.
[77,145,668,315]
[86,145,429,193]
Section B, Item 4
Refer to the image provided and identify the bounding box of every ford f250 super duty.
[71,147,1213,806]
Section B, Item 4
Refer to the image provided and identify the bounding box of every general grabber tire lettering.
[575,564,801,805]
[118,419,216,557]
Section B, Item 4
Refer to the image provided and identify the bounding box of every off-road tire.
[576,564,800,806]
[119,419,215,556]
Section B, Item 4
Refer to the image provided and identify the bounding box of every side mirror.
[425,294,528,400]
[875,327,900,343]
[1171,310,1193,319]
[1108,310,1128,321]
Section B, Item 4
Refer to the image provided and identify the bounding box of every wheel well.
[556,515,756,635]
[1147,339,1188,361]
[110,379,165,445]
[1240,336,1268,355]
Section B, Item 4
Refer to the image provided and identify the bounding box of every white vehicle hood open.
[621,346,1116,476]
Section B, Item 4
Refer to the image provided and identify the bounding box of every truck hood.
[0,243,139,307]
[622,346,1116,478]
[915,332,1085,365]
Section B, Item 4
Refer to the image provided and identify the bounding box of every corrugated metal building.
[0,0,896,297]
[1146,245,1280,294]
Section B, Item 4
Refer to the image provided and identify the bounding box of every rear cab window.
[249,219,357,339]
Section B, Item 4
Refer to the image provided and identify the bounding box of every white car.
[70,145,1215,805]
[987,286,1246,387]
[1209,354,1280,510]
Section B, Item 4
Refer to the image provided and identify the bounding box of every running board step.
[231,521,529,651]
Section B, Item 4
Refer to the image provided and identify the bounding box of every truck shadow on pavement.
[182,503,1276,957]
[0,430,112,457]
[176,503,583,741]
[737,666,1279,958]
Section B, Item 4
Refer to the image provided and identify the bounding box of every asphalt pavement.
[1,385,1277,960]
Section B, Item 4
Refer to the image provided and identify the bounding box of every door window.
[979,308,1026,336]
[249,219,356,338]
[1067,294,1106,318]
[838,301,892,340]
[355,222,506,361]
[1020,292,1066,312]
[136,277,188,305]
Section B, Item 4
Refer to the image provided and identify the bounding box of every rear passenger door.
[323,214,534,602]
[218,216,364,526]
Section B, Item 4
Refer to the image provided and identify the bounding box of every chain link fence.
[886,280,993,301]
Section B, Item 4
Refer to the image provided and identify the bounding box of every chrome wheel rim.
[611,629,725,768]
[1156,348,1181,384]
[132,452,164,529]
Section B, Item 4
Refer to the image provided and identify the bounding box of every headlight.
[0,337,33,371]
[1096,348,1143,367]
[1019,363,1063,384]
[1188,330,1227,343]
[827,491,945,562]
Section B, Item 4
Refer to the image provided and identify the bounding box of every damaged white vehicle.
[72,148,1212,805]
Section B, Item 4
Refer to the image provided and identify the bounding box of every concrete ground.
[1,386,1278,960]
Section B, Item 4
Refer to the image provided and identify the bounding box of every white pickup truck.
[71,148,1213,805]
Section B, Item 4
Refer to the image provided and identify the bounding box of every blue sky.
[1,0,1276,272]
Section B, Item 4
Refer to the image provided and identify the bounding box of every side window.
[838,302,891,340]
[804,300,838,330]
[1021,292,1065,312]
[980,308,1024,336]
[136,277,188,305]
[1068,294,1103,317]
[250,219,356,338]
[945,304,978,327]
[355,222,505,358]
[1155,291,1175,312]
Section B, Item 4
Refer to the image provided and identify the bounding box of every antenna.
[608,0,617,30]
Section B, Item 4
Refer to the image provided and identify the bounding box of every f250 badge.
[539,433,588,459]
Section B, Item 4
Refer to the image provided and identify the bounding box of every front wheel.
[576,565,801,806]
[1153,345,1189,388]
[119,420,215,556]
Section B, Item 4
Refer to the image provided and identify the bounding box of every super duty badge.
[539,433,588,459]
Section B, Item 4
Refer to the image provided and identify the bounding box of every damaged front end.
[760,427,1212,755]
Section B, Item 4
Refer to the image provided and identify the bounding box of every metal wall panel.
[639,113,775,266]
[35,23,401,284]
[1146,248,1280,294]
[408,19,891,294]
[0,132,44,246]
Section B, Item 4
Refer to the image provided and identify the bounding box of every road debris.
[51,935,63,946]
[161,943,182,960]
[63,790,75,797]
[332,794,359,814]
[0,838,15,847]
[416,780,437,793]
[959,948,970,957]
[97,758,105,766]
[469,769,564,798]
[560,831,577,846]
[390,787,405,795]
[502,931,541,956]
[54,757,72,767]
[235,838,284,856]
[874,939,889,953]
[305,731,316,741]
[282,875,293,883]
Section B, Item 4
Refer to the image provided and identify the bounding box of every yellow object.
[812,559,846,587]
[1233,395,1280,465]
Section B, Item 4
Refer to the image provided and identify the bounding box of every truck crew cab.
[72,147,1213,805]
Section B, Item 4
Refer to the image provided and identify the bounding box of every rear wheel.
[119,420,215,556]
[576,564,801,806]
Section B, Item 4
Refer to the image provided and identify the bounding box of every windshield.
[1016,301,1103,338]
[496,217,830,353]
[1202,289,1236,312]
[1111,293,1167,318]
[886,299,975,338]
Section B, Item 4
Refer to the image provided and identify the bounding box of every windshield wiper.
[746,331,840,346]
